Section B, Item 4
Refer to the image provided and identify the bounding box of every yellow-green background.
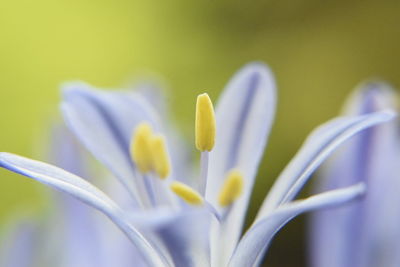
[0,0,399,266]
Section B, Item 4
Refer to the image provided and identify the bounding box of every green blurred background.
[0,0,399,266]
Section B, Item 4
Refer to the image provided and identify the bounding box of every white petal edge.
[229,183,366,267]
[0,153,169,267]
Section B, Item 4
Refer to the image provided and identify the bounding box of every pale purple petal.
[155,209,212,267]
[48,124,90,178]
[311,84,400,267]
[0,153,169,267]
[229,184,365,267]
[0,218,39,267]
[61,82,160,207]
[206,62,276,263]
[49,125,111,267]
[258,110,395,218]
[137,82,193,184]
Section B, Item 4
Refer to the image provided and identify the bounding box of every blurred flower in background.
[1,0,400,266]
[310,83,400,267]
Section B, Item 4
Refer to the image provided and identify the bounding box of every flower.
[310,82,400,267]
[0,63,395,267]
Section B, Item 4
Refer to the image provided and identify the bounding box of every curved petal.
[229,184,365,267]
[0,153,169,267]
[257,110,396,218]
[311,84,400,267]
[206,62,276,263]
[61,82,160,207]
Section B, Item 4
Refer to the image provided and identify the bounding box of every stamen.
[195,93,216,152]
[199,151,209,195]
[150,134,171,179]
[131,123,153,173]
[170,181,204,205]
[218,169,244,207]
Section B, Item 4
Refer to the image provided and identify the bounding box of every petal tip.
[61,81,91,97]
[353,182,367,196]
[378,109,397,119]
[241,61,274,77]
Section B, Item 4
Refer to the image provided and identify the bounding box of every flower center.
[129,93,243,215]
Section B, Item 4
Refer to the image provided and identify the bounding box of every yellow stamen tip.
[170,182,204,205]
[131,122,153,173]
[195,93,216,152]
[218,169,244,207]
[150,134,171,179]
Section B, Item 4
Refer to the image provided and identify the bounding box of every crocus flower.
[310,83,400,267]
[0,63,395,267]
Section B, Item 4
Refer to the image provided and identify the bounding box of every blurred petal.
[49,125,110,267]
[50,124,146,266]
[48,124,90,178]
[0,152,169,267]
[0,218,39,267]
[311,84,400,267]
[207,62,276,263]
[155,209,212,267]
[258,110,395,218]
[229,184,365,267]
[61,82,160,206]
[58,196,108,267]
[133,82,193,184]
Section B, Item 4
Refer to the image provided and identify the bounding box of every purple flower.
[0,64,394,267]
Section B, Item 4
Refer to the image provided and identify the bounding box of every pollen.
[195,93,216,152]
[218,169,244,207]
[170,181,204,205]
[150,134,171,179]
[131,123,154,173]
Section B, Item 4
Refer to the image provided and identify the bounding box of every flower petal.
[48,125,112,266]
[47,124,90,178]
[155,209,212,267]
[311,84,400,267]
[207,62,276,263]
[55,195,109,267]
[228,184,365,267]
[257,110,396,218]
[134,82,193,185]
[61,82,160,207]
[0,153,169,267]
[0,218,40,267]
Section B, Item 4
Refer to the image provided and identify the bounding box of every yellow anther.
[218,170,244,207]
[150,134,171,179]
[170,182,204,205]
[131,123,154,173]
[195,93,216,151]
